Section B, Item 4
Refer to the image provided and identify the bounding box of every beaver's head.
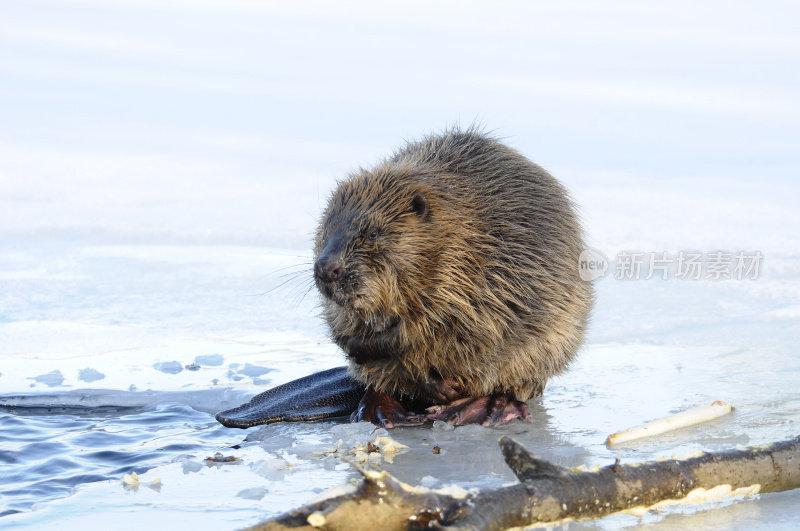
[313,167,432,321]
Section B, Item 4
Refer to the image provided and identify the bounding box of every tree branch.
[248,436,800,530]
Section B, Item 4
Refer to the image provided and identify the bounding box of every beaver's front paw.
[419,373,464,403]
[345,336,391,364]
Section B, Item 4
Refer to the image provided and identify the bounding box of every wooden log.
[248,435,800,530]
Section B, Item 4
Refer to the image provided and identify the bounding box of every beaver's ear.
[411,193,429,219]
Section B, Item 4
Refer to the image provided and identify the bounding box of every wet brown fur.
[314,128,593,404]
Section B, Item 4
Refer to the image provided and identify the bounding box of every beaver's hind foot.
[350,388,426,428]
[425,393,531,426]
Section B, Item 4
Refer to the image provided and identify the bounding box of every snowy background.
[1,1,799,529]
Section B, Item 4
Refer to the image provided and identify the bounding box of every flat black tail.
[215,366,366,428]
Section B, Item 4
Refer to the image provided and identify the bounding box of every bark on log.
[248,435,800,531]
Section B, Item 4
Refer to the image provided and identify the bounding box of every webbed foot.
[350,388,425,428]
[425,392,531,426]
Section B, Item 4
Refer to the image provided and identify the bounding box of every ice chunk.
[236,487,268,500]
[250,457,290,481]
[78,368,105,382]
[153,361,183,374]
[419,475,439,488]
[30,370,64,387]
[432,420,455,432]
[331,422,377,448]
[181,460,203,474]
[238,363,275,378]
[194,354,224,366]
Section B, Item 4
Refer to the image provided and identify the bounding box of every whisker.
[294,284,319,304]
[270,261,313,274]
[277,269,311,281]
[249,262,315,297]
[259,274,311,297]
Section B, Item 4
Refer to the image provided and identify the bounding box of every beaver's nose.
[314,255,344,282]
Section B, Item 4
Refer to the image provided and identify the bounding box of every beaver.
[312,127,593,427]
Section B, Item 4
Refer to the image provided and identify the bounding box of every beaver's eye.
[368,228,380,241]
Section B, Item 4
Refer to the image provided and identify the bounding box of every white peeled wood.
[606,401,733,447]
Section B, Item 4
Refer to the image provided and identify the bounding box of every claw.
[351,388,426,428]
